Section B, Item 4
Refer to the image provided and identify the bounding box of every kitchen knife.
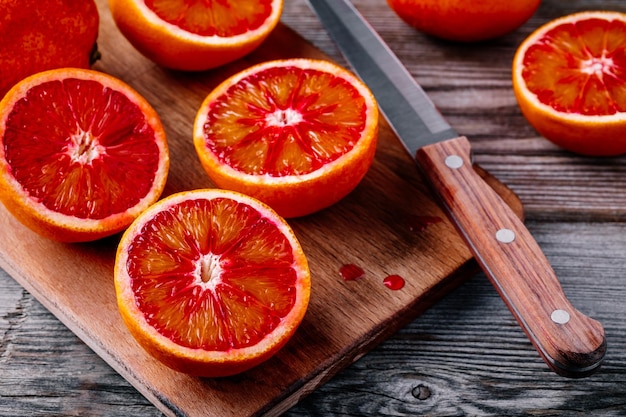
[307,0,606,377]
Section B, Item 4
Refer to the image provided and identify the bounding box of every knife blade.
[307,0,606,377]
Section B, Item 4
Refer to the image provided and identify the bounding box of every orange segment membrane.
[145,0,274,37]
[201,65,368,176]
[3,78,161,219]
[126,197,298,351]
[522,17,626,115]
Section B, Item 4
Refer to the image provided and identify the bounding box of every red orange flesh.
[108,0,284,71]
[194,58,379,218]
[114,189,310,377]
[513,11,626,155]
[0,68,169,242]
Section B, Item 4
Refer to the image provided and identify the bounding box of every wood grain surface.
[2,0,626,416]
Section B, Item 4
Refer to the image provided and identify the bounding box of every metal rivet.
[445,155,463,169]
[496,228,515,243]
[551,309,571,325]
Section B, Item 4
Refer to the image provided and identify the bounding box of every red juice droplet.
[383,274,405,290]
[407,215,443,232]
[339,264,365,281]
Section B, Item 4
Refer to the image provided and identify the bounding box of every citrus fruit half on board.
[0,0,100,99]
[114,189,311,377]
[108,0,283,71]
[0,68,169,242]
[193,58,379,218]
[387,0,540,42]
[513,11,626,156]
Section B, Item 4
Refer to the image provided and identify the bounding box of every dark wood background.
[1,0,625,415]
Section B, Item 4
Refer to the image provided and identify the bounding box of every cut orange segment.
[193,58,379,218]
[108,0,284,71]
[513,11,626,156]
[114,189,311,377]
[0,68,169,242]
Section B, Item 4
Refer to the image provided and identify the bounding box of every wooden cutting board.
[0,2,523,416]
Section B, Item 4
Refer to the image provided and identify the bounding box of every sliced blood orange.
[108,0,284,71]
[114,189,310,377]
[513,11,626,156]
[193,58,379,218]
[0,68,169,242]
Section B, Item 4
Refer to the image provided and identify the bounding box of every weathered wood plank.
[287,221,626,416]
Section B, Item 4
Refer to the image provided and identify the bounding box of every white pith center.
[265,108,303,127]
[67,130,105,165]
[195,253,223,290]
[580,56,615,78]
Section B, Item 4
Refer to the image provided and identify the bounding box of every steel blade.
[306,0,458,157]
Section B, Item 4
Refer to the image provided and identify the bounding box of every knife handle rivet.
[551,309,571,325]
[496,228,516,243]
[444,155,464,169]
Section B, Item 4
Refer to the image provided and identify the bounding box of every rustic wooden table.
[2,0,626,415]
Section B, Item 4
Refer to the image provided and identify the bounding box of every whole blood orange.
[387,0,541,42]
[0,0,99,99]
[108,0,283,71]
[0,68,169,242]
[193,58,379,218]
[513,11,626,156]
[114,189,311,377]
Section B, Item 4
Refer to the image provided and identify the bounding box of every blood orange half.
[193,58,379,218]
[513,11,626,156]
[0,68,169,242]
[108,0,284,71]
[114,189,310,377]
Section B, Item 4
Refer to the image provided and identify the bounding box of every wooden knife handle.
[415,136,606,378]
